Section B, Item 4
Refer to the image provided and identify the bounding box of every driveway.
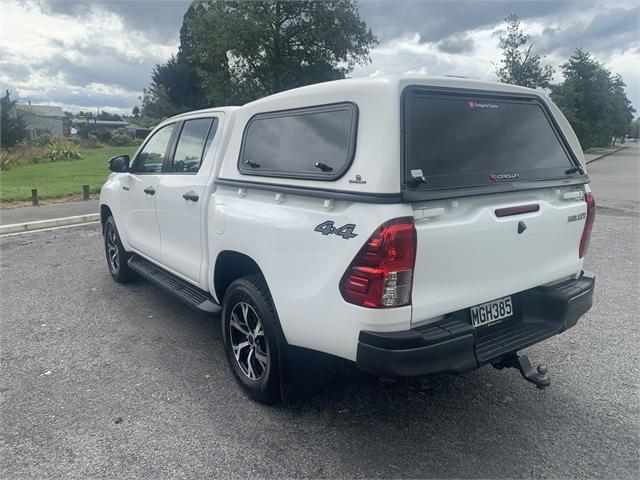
[1,146,638,479]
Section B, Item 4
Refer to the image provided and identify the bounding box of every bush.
[31,132,54,147]
[0,148,26,170]
[109,134,134,146]
[109,128,136,146]
[96,130,112,144]
[44,139,82,162]
[80,133,100,149]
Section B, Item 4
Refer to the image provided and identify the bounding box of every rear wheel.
[103,216,133,283]
[222,275,283,403]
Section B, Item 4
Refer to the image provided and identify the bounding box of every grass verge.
[583,146,619,154]
[0,146,136,203]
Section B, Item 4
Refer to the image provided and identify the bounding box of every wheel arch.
[100,204,113,232]
[213,250,266,304]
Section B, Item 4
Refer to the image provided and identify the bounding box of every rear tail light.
[579,192,596,258]
[340,217,416,308]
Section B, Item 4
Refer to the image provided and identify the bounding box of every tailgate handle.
[563,191,583,200]
[495,204,540,217]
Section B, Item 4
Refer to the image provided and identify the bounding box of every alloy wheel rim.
[107,228,119,272]
[229,302,268,381]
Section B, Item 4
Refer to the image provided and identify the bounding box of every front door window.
[131,124,175,173]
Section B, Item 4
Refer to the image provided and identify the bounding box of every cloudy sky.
[1,0,638,115]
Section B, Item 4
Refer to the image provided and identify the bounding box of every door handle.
[143,186,155,195]
[182,191,199,202]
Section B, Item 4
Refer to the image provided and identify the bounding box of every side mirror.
[108,155,130,173]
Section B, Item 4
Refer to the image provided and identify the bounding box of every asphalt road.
[0,200,99,226]
[1,146,638,479]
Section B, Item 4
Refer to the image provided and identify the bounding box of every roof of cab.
[163,106,240,123]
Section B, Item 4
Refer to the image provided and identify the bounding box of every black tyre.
[103,216,133,283]
[222,275,284,404]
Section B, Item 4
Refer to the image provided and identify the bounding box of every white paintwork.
[155,112,225,283]
[100,75,590,362]
[409,187,586,325]
[121,171,163,261]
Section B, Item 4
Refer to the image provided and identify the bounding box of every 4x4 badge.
[314,221,358,239]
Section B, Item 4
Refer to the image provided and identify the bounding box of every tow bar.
[492,354,551,390]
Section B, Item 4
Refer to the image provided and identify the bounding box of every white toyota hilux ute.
[100,75,596,403]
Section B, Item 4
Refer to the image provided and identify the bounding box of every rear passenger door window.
[170,118,217,173]
[239,103,357,180]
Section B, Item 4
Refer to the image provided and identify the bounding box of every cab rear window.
[403,89,576,191]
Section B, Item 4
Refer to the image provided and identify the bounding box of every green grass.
[0,146,136,203]
[583,146,614,154]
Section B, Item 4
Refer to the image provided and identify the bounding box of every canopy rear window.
[403,89,578,192]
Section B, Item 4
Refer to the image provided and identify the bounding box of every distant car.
[99,75,596,403]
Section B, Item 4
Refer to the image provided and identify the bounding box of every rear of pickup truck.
[355,86,596,381]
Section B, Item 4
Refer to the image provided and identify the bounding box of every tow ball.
[492,354,551,390]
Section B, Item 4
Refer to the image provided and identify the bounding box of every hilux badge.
[567,212,587,223]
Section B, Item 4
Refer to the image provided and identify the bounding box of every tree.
[629,118,640,140]
[551,49,635,148]
[609,74,635,143]
[142,53,209,117]
[0,90,29,170]
[131,106,140,117]
[142,0,377,116]
[0,90,28,149]
[495,14,554,89]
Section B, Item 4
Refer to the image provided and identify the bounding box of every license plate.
[470,296,513,327]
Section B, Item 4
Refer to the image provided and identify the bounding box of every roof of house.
[17,104,64,117]
[72,119,128,126]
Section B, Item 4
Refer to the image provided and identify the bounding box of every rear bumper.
[356,271,595,378]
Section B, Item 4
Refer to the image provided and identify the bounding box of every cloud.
[435,33,475,54]
[355,1,639,111]
[352,27,502,81]
[36,0,191,43]
[359,0,576,43]
[1,0,638,114]
[533,6,640,57]
[0,0,178,114]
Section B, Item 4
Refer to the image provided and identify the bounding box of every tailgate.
[410,187,587,324]
[401,86,590,325]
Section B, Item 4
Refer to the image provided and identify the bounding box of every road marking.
[0,221,100,237]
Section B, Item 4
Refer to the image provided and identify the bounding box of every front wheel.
[222,275,283,404]
[103,216,133,283]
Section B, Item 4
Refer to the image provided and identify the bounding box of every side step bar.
[128,254,221,315]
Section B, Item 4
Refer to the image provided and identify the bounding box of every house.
[73,118,128,138]
[73,117,152,140]
[16,104,65,137]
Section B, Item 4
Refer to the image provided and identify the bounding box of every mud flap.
[279,344,349,403]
